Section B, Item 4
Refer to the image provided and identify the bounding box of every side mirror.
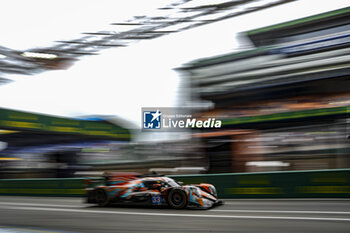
[178,181,184,185]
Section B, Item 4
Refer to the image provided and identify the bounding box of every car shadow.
[84,203,213,211]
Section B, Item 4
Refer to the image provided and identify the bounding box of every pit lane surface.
[0,196,350,233]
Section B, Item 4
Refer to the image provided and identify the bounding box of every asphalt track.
[0,196,350,232]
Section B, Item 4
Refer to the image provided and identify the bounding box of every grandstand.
[180,7,350,173]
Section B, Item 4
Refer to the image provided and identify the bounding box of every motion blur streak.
[210,209,350,215]
[3,206,350,222]
[1,197,350,232]
[2,2,350,233]
[0,202,81,208]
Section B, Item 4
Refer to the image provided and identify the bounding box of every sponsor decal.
[151,194,162,205]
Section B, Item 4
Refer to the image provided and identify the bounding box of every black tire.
[167,189,187,209]
[95,189,109,207]
[86,190,95,203]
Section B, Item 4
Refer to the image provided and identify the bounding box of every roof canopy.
[245,6,350,47]
[0,0,296,81]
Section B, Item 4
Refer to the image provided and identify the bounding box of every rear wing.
[84,172,142,188]
[84,177,105,188]
[105,172,142,185]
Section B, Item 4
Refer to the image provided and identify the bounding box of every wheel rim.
[172,192,183,205]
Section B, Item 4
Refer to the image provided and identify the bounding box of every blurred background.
[1,0,350,178]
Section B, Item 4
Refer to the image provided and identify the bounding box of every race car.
[85,172,222,209]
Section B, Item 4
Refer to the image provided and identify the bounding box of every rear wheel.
[167,189,187,209]
[95,189,109,207]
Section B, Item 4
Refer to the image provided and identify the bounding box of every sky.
[0,0,349,134]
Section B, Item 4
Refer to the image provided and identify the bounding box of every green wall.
[1,169,350,198]
[171,169,350,198]
[0,178,86,196]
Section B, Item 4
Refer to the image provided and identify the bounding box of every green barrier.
[170,169,350,198]
[1,169,350,198]
[0,178,86,197]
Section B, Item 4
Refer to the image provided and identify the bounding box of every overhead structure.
[0,0,297,83]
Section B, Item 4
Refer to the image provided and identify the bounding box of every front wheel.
[167,189,187,209]
[95,188,109,207]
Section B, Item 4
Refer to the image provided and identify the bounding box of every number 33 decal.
[152,195,162,205]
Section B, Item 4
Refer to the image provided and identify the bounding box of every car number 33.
[151,195,162,205]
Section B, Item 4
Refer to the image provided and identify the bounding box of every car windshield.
[167,179,180,187]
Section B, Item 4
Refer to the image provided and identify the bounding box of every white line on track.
[223,201,350,205]
[1,206,350,222]
[210,209,350,215]
[0,202,82,208]
[2,202,350,216]
[223,199,350,201]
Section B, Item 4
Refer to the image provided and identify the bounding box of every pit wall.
[1,169,350,198]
